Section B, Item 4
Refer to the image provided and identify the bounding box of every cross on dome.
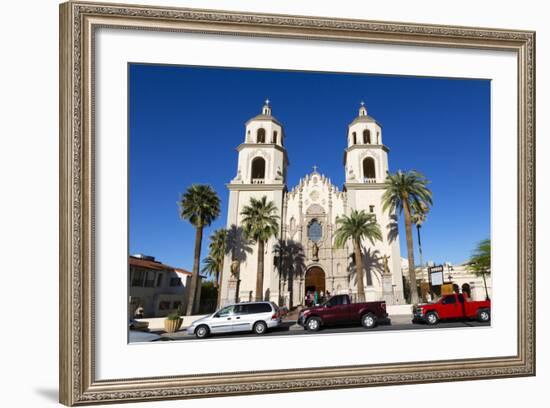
[358,101,368,117]
[313,165,318,173]
[262,98,272,116]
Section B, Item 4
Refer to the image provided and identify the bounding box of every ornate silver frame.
[59,1,535,405]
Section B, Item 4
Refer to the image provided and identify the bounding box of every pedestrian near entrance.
[314,290,319,305]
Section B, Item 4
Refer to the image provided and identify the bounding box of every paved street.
[159,315,490,341]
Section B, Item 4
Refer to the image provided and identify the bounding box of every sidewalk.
[388,314,412,325]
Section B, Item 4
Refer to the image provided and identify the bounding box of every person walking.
[314,290,319,305]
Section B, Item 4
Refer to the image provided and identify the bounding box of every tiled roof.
[129,256,192,275]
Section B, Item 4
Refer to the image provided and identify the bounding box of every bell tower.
[220,100,289,306]
[230,99,288,185]
[344,102,388,184]
[344,102,405,303]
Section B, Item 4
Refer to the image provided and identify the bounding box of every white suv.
[187,301,281,339]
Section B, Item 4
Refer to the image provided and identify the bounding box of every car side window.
[328,297,339,306]
[443,296,456,305]
[234,305,248,315]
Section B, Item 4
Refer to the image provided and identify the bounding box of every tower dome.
[244,100,285,146]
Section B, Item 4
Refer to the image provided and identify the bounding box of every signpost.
[427,265,445,300]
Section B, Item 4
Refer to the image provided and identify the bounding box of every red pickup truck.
[297,294,389,331]
[413,293,491,325]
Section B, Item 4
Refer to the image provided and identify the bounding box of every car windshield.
[215,305,235,317]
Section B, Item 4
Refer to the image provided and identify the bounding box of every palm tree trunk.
[214,271,219,288]
[416,225,424,271]
[403,198,419,304]
[354,239,365,302]
[215,267,222,309]
[255,240,265,301]
[482,272,489,300]
[186,226,203,316]
[288,265,294,309]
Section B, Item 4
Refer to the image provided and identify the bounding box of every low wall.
[136,315,208,331]
[387,304,413,316]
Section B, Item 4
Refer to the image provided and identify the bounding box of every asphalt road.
[162,318,490,341]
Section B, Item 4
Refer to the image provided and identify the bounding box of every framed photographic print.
[59,1,536,405]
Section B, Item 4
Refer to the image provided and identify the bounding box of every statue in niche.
[230,259,240,278]
[382,255,391,275]
[312,242,319,261]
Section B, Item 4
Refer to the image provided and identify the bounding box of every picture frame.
[59,1,536,405]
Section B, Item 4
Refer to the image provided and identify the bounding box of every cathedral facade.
[219,101,406,307]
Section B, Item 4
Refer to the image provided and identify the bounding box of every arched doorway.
[305,266,326,304]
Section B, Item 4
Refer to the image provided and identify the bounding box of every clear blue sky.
[129,63,490,271]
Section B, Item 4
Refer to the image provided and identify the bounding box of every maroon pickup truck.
[413,293,491,325]
[297,294,389,331]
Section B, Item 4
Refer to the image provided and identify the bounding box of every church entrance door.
[305,266,326,305]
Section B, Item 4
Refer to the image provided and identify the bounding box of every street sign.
[428,265,444,286]
[430,271,444,286]
[428,265,444,273]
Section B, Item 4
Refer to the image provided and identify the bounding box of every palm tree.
[201,255,218,280]
[382,170,432,304]
[334,210,382,302]
[240,196,279,301]
[179,184,221,315]
[467,238,491,300]
[208,228,228,308]
[411,201,429,271]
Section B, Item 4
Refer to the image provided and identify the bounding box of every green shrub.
[166,311,181,321]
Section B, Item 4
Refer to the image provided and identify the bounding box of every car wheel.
[306,317,321,332]
[425,312,439,325]
[361,313,377,329]
[478,309,491,323]
[253,321,267,335]
[195,325,210,339]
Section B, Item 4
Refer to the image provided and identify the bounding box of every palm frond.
[467,238,491,275]
[382,170,432,215]
[240,196,280,243]
[178,184,221,228]
[334,209,382,249]
[200,255,218,277]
